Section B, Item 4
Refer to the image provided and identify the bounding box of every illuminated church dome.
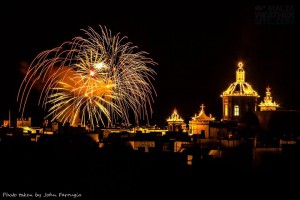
[221,62,259,97]
[220,62,260,121]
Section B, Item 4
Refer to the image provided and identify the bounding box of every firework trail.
[17,25,157,130]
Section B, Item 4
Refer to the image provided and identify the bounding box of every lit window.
[187,155,193,165]
[225,104,228,116]
[234,105,239,116]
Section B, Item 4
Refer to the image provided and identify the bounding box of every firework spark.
[17,25,157,130]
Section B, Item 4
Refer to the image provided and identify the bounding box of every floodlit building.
[189,104,215,137]
[17,117,32,127]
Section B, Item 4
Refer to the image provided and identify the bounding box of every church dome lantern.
[221,62,259,97]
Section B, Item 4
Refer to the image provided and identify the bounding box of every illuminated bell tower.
[166,108,186,132]
[258,86,279,111]
[220,62,260,122]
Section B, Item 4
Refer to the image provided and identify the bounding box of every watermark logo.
[255,5,295,25]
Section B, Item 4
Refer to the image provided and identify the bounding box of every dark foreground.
[1,138,300,200]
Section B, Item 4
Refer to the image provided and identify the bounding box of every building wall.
[2,120,9,127]
[252,147,282,168]
[256,110,300,136]
[17,117,31,127]
[209,127,229,138]
[193,138,246,149]
[223,96,258,122]
[174,141,191,152]
[129,141,155,152]
[189,121,210,138]
[168,122,186,132]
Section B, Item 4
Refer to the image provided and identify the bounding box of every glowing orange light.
[221,62,259,97]
[167,108,184,122]
[89,70,95,76]
[238,61,243,68]
[259,86,279,111]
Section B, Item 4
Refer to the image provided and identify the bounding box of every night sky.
[1,1,299,127]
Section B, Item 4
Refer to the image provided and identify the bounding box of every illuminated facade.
[221,62,259,121]
[166,109,186,132]
[258,87,279,111]
[17,117,32,127]
[189,104,215,138]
